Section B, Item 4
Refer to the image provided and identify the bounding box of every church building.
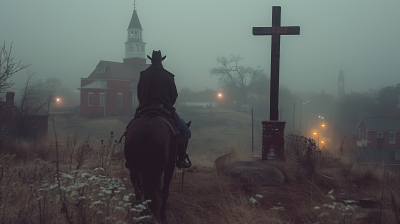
[79,7,149,117]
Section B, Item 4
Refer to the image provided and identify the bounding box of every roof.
[128,10,142,29]
[88,60,149,81]
[359,117,400,132]
[79,80,112,90]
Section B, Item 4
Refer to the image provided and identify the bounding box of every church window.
[135,31,138,37]
[130,31,134,37]
[136,44,139,52]
[97,67,105,73]
[141,45,144,53]
[130,45,134,52]
[99,93,104,107]
[118,93,122,107]
[390,132,395,144]
[88,92,93,106]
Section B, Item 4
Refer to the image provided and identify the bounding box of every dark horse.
[124,115,190,221]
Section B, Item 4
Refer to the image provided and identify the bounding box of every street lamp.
[313,132,319,148]
[321,123,327,145]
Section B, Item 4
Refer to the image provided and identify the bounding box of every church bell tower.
[338,67,345,98]
[123,4,146,65]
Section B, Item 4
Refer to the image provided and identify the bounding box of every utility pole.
[251,108,254,156]
[300,99,302,135]
[292,103,295,134]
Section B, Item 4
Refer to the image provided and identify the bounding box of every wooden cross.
[253,6,300,120]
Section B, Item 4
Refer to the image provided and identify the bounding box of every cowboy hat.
[147,50,167,61]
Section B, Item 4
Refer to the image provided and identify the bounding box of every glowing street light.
[56,98,60,102]
[218,93,222,97]
[313,132,320,148]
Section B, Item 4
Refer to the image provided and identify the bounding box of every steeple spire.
[124,4,146,60]
[133,0,137,11]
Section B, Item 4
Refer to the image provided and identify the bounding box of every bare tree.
[0,42,30,127]
[0,42,30,93]
[14,72,62,138]
[210,54,267,107]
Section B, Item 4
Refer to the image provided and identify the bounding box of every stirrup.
[177,154,192,169]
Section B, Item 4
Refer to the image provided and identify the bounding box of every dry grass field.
[48,109,264,164]
[1,109,400,223]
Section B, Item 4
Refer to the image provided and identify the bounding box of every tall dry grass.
[1,130,400,223]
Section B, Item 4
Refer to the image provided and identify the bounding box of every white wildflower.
[70,170,80,175]
[272,206,284,211]
[318,212,329,217]
[327,195,335,200]
[314,206,320,210]
[92,201,103,205]
[106,216,116,220]
[115,206,125,211]
[130,208,138,212]
[123,195,130,202]
[128,193,136,197]
[135,204,146,210]
[123,178,128,181]
[124,203,132,208]
[323,204,335,209]
[144,199,151,203]
[255,194,263,198]
[114,191,120,194]
[328,189,334,195]
[249,197,257,204]
[98,193,104,196]
[132,215,151,221]
[104,190,112,194]
[81,173,91,178]
[78,196,86,201]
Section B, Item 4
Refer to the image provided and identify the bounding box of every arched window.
[130,31,133,37]
[136,44,139,52]
[130,45,133,52]
[141,45,144,53]
[135,31,138,37]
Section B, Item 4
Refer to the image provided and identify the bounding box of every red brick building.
[357,117,400,148]
[79,9,150,117]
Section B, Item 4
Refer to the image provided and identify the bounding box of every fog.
[1,0,399,97]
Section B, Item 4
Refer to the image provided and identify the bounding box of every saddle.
[119,105,191,169]
[119,106,178,142]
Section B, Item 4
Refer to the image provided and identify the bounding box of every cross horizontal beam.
[253,26,300,35]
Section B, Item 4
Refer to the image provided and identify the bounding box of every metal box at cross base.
[262,120,286,161]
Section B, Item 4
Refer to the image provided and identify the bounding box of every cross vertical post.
[253,6,300,161]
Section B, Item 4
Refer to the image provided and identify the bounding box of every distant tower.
[338,67,345,97]
[123,3,146,65]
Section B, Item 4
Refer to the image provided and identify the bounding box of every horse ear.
[186,121,191,128]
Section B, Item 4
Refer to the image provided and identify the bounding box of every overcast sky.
[1,0,399,95]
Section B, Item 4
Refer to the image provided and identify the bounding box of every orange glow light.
[313,132,317,135]
[321,124,325,127]
[218,93,222,97]
[56,98,60,102]
[321,141,324,144]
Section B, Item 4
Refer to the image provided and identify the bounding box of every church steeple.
[124,5,146,60]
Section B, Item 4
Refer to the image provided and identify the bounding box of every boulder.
[224,157,285,186]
